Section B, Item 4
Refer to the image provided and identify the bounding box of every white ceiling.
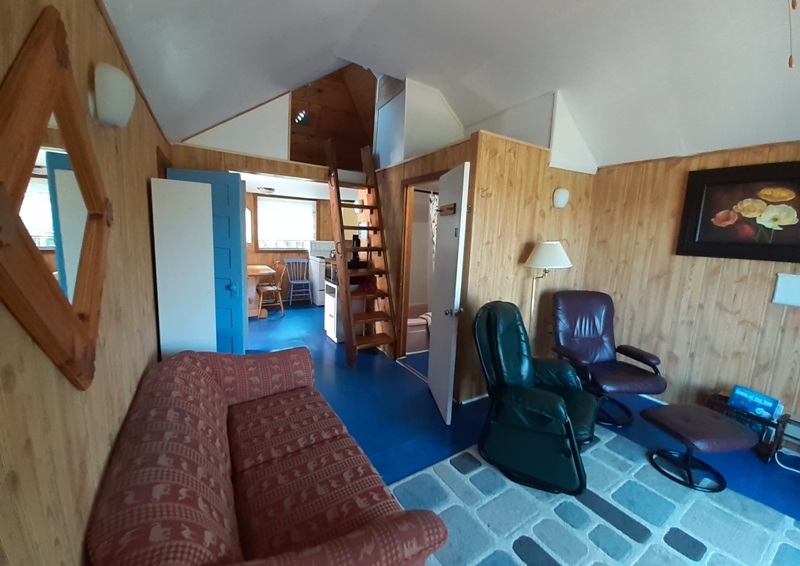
[105,0,800,166]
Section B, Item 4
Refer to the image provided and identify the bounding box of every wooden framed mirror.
[0,7,112,390]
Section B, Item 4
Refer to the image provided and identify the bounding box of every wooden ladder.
[326,142,397,367]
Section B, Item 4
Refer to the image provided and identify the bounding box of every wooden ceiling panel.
[290,63,376,171]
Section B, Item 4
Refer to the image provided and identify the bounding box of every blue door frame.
[167,169,246,354]
[45,151,72,297]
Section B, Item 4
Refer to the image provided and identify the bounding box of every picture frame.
[676,161,800,263]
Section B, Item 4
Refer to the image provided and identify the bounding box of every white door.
[151,178,217,358]
[427,162,470,425]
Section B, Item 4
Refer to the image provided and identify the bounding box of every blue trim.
[166,168,246,354]
[45,151,72,295]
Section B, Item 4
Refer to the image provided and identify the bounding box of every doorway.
[397,181,439,379]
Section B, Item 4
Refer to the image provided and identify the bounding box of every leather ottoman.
[640,404,759,492]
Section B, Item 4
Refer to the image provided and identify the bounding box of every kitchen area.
[242,170,366,346]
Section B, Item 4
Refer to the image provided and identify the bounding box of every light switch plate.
[773,273,800,307]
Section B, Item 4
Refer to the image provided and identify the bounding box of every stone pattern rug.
[389,425,800,565]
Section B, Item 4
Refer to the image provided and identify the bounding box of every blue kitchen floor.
[247,304,489,484]
[247,306,799,519]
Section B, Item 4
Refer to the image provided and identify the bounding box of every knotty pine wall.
[1,1,170,563]
[584,142,800,413]
[454,132,595,400]
[375,131,594,400]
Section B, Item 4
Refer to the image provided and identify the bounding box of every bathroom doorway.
[397,180,438,379]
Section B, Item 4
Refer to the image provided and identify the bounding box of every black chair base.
[596,396,633,428]
[646,448,726,493]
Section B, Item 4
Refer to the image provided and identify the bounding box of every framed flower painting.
[676,161,800,263]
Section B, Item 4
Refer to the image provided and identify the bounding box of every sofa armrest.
[617,345,661,369]
[235,510,447,566]
[552,344,592,366]
[190,347,315,406]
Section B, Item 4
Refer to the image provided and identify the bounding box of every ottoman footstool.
[640,404,759,493]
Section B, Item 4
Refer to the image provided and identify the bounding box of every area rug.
[389,425,800,566]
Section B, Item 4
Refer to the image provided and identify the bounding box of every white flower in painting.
[756,204,799,230]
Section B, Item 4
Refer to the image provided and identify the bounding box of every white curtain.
[427,194,439,311]
[429,194,439,268]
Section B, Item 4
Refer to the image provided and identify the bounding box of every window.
[256,196,316,249]
[245,208,253,245]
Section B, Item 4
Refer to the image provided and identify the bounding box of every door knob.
[230,282,239,298]
[444,308,463,317]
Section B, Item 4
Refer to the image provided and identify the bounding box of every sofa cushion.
[86,355,242,566]
[234,435,401,559]
[194,350,315,406]
[228,387,347,474]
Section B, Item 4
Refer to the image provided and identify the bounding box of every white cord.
[775,449,800,474]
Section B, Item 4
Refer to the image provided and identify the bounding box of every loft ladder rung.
[355,333,393,349]
[348,268,386,277]
[353,311,391,324]
[345,245,384,253]
[341,204,377,210]
[342,225,381,231]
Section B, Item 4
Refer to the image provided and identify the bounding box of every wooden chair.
[284,258,312,305]
[257,263,286,318]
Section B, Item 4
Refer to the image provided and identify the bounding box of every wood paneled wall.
[584,142,800,413]
[454,133,595,400]
[1,1,169,563]
[374,132,593,398]
[376,136,477,356]
[172,144,328,181]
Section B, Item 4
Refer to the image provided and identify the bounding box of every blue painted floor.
[247,304,489,485]
[248,307,799,518]
[398,351,429,378]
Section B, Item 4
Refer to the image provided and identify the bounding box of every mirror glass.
[18,144,87,303]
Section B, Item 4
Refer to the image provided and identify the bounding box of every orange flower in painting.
[758,187,796,203]
[732,198,767,218]
[711,209,738,227]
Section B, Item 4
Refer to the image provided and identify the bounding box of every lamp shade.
[94,63,135,127]
[525,241,572,269]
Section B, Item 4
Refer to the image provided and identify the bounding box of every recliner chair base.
[596,396,634,427]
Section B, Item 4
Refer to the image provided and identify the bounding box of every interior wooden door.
[167,168,246,354]
[151,178,217,357]
[427,162,470,425]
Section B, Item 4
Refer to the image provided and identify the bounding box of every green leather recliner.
[473,301,600,495]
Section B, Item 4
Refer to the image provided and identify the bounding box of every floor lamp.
[524,241,572,337]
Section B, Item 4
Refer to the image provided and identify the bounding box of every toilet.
[407,304,430,353]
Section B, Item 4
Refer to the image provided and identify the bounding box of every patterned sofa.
[86,347,447,566]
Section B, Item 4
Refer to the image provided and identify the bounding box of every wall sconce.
[353,199,364,214]
[553,187,570,208]
[524,240,572,334]
[92,63,135,127]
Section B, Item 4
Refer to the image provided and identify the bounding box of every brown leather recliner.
[552,290,667,427]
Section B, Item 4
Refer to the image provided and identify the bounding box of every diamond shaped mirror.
[0,7,112,390]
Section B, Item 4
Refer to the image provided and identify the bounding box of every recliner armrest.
[499,385,568,424]
[531,359,582,390]
[617,345,660,368]
[552,344,592,366]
